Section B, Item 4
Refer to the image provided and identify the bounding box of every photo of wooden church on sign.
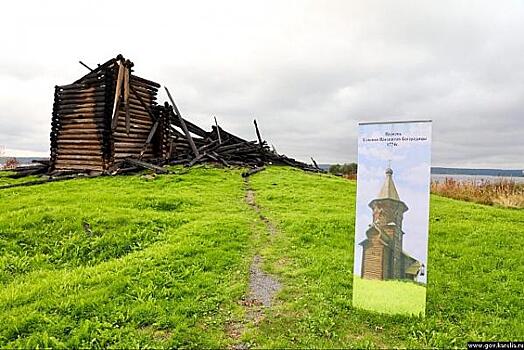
[359,167,424,281]
[352,120,432,316]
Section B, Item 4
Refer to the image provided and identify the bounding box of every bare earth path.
[228,177,282,348]
[244,179,281,309]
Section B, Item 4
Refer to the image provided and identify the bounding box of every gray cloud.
[0,0,523,168]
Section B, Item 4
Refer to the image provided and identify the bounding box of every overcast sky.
[0,0,522,168]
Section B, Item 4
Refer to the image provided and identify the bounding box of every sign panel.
[352,120,432,316]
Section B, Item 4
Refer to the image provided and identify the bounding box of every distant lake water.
[0,157,47,167]
[431,174,524,184]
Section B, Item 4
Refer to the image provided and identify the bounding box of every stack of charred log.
[2,97,321,186]
[1,55,322,187]
[2,108,320,185]
[3,105,320,183]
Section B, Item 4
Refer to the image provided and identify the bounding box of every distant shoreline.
[431,166,523,178]
[318,164,523,177]
[0,157,48,166]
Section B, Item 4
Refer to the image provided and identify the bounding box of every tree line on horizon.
[328,163,357,176]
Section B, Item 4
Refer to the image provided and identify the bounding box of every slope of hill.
[249,167,523,347]
[0,166,522,348]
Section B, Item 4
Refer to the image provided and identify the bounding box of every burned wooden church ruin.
[359,168,423,281]
[45,54,318,175]
[51,55,170,172]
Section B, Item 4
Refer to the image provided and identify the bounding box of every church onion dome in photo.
[368,168,408,213]
[378,168,400,200]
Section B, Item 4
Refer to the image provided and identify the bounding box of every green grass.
[0,165,522,348]
[352,277,426,316]
[247,167,524,348]
[0,166,261,348]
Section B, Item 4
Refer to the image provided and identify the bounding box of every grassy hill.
[0,166,522,348]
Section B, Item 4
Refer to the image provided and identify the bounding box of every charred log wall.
[111,74,160,162]
[50,56,167,173]
[50,83,107,172]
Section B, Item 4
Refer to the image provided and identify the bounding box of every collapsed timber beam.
[164,87,200,158]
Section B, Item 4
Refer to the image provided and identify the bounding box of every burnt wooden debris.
[4,55,321,183]
[163,106,319,171]
[242,166,266,178]
[50,55,167,173]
